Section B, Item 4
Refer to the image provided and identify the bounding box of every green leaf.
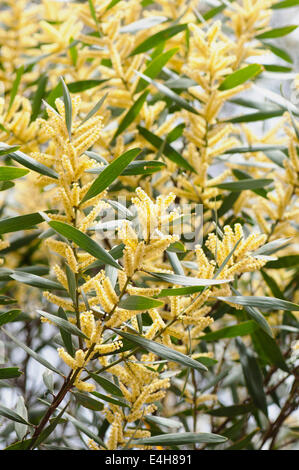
[208,403,255,417]
[113,91,149,140]
[65,264,76,304]
[218,295,299,312]
[31,74,48,121]
[0,367,22,379]
[157,286,205,297]
[236,338,268,416]
[58,307,74,357]
[0,147,58,179]
[78,92,107,127]
[261,270,285,300]
[0,145,20,156]
[0,212,50,234]
[254,238,291,256]
[2,328,63,375]
[264,43,293,63]
[256,25,297,39]
[118,295,164,310]
[106,0,122,11]
[36,310,88,339]
[251,328,289,372]
[8,66,24,112]
[87,160,167,176]
[81,148,141,203]
[15,397,28,440]
[121,160,166,175]
[88,0,98,26]
[10,271,66,291]
[148,272,232,286]
[135,48,178,93]
[145,415,182,430]
[130,24,187,56]
[202,321,258,342]
[64,411,106,448]
[272,0,299,8]
[138,126,196,172]
[0,167,29,181]
[5,439,32,450]
[74,391,104,411]
[43,370,54,393]
[120,16,167,34]
[60,77,72,140]
[136,71,199,115]
[89,372,123,397]
[265,255,299,269]
[0,181,14,191]
[213,178,273,191]
[91,391,129,407]
[46,80,108,107]
[132,432,227,446]
[0,310,21,326]
[49,221,121,270]
[228,109,284,123]
[219,64,263,91]
[114,329,208,372]
[263,64,292,73]
[0,404,30,426]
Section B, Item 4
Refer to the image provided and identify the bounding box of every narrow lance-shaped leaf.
[130,24,187,56]
[0,167,29,181]
[256,25,298,39]
[202,321,258,342]
[135,48,178,93]
[236,338,268,416]
[48,220,121,270]
[272,0,299,9]
[213,178,273,191]
[251,328,289,372]
[148,272,232,286]
[219,64,263,91]
[218,295,299,312]
[60,77,72,140]
[0,211,53,235]
[114,329,208,372]
[0,146,58,180]
[230,288,273,337]
[15,397,28,441]
[138,125,196,173]
[81,148,141,203]
[118,295,164,310]
[78,92,108,127]
[10,271,66,291]
[89,372,124,397]
[58,307,74,357]
[0,367,22,379]
[8,66,24,112]
[37,310,88,339]
[120,16,167,34]
[132,432,227,446]
[113,91,148,140]
[136,71,199,115]
[0,310,22,326]
[0,404,31,426]
[31,74,48,121]
[2,328,63,375]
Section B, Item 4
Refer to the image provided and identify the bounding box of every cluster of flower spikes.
[55,188,180,447]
